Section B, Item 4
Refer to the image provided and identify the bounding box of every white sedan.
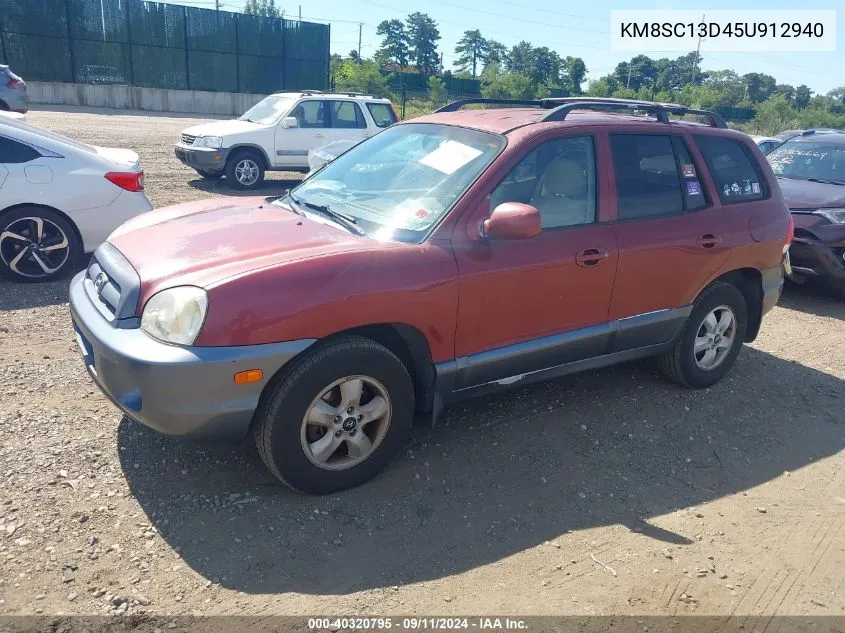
[0,117,152,282]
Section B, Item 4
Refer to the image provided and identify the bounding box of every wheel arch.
[0,202,85,257]
[699,268,764,342]
[226,144,271,169]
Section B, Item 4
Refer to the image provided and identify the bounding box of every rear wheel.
[224,150,265,190]
[255,336,415,494]
[658,282,748,388]
[0,207,80,282]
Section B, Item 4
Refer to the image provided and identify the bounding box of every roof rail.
[435,98,544,112]
[539,97,727,128]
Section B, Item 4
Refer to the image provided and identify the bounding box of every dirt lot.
[1,107,844,623]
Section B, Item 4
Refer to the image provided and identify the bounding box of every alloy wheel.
[694,305,736,371]
[234,159,259,186]
[0,216,70,279]
[300,375,392,471]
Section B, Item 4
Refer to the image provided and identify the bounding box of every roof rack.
[435,96,727,128]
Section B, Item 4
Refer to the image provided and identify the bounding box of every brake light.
[5,77,23,89]
[105,171,144,192]
[785,214,794,245]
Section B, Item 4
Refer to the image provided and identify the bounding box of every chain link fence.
[0,0,329,94]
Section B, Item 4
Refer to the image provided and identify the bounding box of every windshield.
[767,140,845,183]
[238,95,296,124]
[281,123,506,242]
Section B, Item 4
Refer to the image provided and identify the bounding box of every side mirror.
[281,116,299,129]
[482,202,542,240]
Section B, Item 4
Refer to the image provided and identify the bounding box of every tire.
[255,336,415,494]
[658,281,748,389]
[0,206,80,282]
[195,169,222,180]
[224,150,265,190]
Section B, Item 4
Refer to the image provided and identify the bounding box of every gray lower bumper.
[69,271,314,441]
[174,145,228,173]
[760,260,785,317]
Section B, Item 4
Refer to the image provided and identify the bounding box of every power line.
[424,0,607,35]
[487,0,610,23]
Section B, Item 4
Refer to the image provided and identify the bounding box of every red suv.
[69,98,792,494]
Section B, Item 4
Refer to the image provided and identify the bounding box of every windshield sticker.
[681,164,697,178]
[751,182,761,194]
[730,182,741,196]
[418,140,483,175]
[722,184,731,198]
[686,180,702,196]
[415,208,431,219]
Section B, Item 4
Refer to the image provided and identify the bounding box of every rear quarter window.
[367,103,398,128]
[0,135,41,163]
[694,135,768,204]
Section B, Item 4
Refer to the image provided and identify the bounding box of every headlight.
[140,286,208,345]
[812,208,845,224]
[196,136,223,149]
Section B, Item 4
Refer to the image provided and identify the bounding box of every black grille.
[181,133,197,145]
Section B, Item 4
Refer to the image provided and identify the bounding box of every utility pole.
[357,23,363,64]
[215,0,220,10]
[692,13,705,86]
[298,5,301,21]
[626,64,632,89]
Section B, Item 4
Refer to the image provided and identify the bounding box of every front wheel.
[224,151,265,190]
[0,207,80,282]
[255,336,415,494]
[658,282,748,388]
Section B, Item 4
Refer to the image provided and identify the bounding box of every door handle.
[696,234,722,248]
[575,248,609,267]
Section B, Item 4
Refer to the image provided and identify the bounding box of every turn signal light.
[234,369,263,384]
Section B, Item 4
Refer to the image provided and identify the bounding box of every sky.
[175,0,843,94]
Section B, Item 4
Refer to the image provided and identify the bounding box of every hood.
[92,146,140,168]
[107,196,388,306]
[182,119,268,139]
[777,176,845,210]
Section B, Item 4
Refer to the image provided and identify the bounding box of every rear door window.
[366,103,398,128]
[695,135,767,204]
[610,134,684,219]
[330,101,367,129]
[290,100,327,128]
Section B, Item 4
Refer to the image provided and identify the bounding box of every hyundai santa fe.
[70,97,793,494]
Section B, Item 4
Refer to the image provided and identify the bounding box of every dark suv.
[70,97,793,494]
[766,130,845,293]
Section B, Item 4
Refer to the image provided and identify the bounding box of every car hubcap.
[0,217,70,278]
[300,376,392,471]
[234,159,258,185]
[694,305,736,371]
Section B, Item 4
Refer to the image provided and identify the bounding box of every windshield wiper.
[289,194,365,235]
[807,177,845,186]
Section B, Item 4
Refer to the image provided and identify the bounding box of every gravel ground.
[1,107,844,623]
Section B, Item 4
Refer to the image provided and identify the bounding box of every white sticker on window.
[418,140,483,175]
[751,182,761,194]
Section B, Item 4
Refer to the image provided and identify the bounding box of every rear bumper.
[761,260,785,317]
[74,190,153,253]
[69,269,315,441]
[174,145,229,173]
[788,236,845,289]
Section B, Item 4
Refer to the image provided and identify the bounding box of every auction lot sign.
[611,10,836,51]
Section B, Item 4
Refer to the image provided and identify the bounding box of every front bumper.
[69,268,314,441]
[788,236,845,289]
[174,144,229,173]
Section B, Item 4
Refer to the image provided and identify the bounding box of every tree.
[333,60,390,98]
[244,0,279,17]
[773,84,795,103]
[614,55,656,92]
[406,12,440,75]
[506,41,534,77]
[794,85,812,110]
[480,62,534,100]
[827,87,845,104]
[703,70,745,106]
[743,72,777,103]
[348,50,361,64]
[586,75,619,97]
[562,57,586,95]
[428,75,447,103]
[530,47,561,86]
[483,40,508,70]
[375,19,409,68]
[454,30,488,78]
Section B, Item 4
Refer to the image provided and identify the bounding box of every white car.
[0,117,152,282]
[750,135,783,154]
[307,139,360,174]
[175,91,397,190]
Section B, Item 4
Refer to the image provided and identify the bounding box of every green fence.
[0,0,330,94]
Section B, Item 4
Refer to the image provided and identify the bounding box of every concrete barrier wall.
[28,82,267,116]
